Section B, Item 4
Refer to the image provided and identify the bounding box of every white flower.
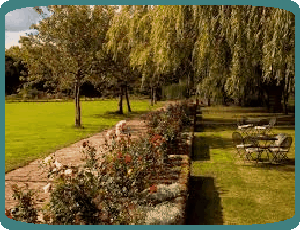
[106,129,116,139]
[54,160,63,171]
[37,213,44,223]
[43,183,52,193]
[127,169,132,176]
[144,202,181,225]
[149,183,181,202]
[44,156,53,164]
[115,120,127,136]
[100,157,106,164]
[64,169,72,176]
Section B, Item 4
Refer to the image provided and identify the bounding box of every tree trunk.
[153,87,157,104]
[222,85,226,106]
[243,92,246,107]
[119,86,123,114]
[258,83,263,107]
[125,84,131,112]
[238,97,242,106]
[283,76,290,115]
[186,74,190,99]
[266,90,270,112]
[150,87,153,106]
[75,78,81,127]
[283,95,288,115]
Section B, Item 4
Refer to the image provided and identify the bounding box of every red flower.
[5,209,13,219]
[150,134,164,146]
[125,155,131,164]
[117,152,122,159]
[150,184,157,194]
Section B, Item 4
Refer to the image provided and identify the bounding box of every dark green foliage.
[5,55,26,95]
[10,184,38,223]
[162,84,188,100]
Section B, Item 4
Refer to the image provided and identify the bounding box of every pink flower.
[5,209,13,219]
[117,152,122,159]
[150,184,157,194]
[125,155,131,164]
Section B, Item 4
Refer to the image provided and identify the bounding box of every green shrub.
[162,84,188,100]
[10,184,38,223]
[9,103,191,225]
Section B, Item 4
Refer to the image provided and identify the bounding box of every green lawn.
[191,106,295,224]
[5,99,164,173]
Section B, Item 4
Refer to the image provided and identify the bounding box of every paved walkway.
[5,111,160,211]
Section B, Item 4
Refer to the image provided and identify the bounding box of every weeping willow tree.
[149,6,181,104]
[193,5,232,105]
[106,5,134,114]
[224,5,248,106]
[193,6,212,103]
[262,7,295,113]
[149,5,197,103]
[128,5,156,105]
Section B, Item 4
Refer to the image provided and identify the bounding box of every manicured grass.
[191,106,295,224]
[5,99,164,173]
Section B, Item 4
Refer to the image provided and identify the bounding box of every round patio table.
[237,124,254,136]
[252,136,278,162]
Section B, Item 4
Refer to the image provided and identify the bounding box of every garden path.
[5,101,177,211]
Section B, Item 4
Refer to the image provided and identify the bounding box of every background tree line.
[5,5,295,126]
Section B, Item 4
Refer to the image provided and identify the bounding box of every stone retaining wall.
[170,100,195,224]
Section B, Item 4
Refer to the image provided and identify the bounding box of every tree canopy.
[6,5,295,113]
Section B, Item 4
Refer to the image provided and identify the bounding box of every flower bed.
[6,101,195,225]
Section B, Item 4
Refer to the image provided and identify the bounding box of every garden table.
[254,122,275,136]
[254,125,268,131]
[251,135,278,161]
[237,124,254,136]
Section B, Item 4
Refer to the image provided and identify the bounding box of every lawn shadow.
[239,157,295,172]
[275,126,296,131]
[201,107,268,114]
[185,176,224,225]
[250,158,295,172]
[88,110,149,120]
[193,136,234,161]
[193,137,210,161]
[69,124,110,132]
[201,116,295,132]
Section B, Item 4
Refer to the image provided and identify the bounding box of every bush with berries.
[6,101,193,224]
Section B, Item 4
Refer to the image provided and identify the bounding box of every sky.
[5,6,52,49]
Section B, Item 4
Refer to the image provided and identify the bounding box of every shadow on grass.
[197,124,237,132]
[201,105,295,114]
[88,110,149,120]
[68,124,110,132]
[275,126,296,131]
[193,137,210,161]
[201,107,268,113]
[193,136,233,161]
[249,158,295,172]
[200,117,295,132]
[237,156,295,172]
[185,176,224,225]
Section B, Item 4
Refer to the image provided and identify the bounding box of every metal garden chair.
[232,132,257,159]
[254,118,276,136]
[243,138,262,162]
[268,136,293,163]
